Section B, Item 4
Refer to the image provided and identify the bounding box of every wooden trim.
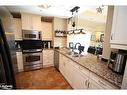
[41,17,53,22]
[11,12,21,18]
[43,64,54,68]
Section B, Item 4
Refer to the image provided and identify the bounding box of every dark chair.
[78,46,84,54]
[87,46,96,54]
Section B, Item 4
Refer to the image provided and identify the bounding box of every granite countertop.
[56,48,123,88]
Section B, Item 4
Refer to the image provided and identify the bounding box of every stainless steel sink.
[66,51,83,57]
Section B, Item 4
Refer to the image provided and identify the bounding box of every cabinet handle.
[79,66,83,70]
[85,80,87,86]
[87,81,90,88]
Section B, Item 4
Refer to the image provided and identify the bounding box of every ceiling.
[6,5,107,22]
[6,5,93,18]
[79,6,108,23]
[5,5,108,30]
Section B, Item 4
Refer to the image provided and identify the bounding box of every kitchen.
[0,5,127,90]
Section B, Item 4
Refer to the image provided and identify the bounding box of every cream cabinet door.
[70,63,88,89]
[21,13,41,31]
[43,49,54,67]
[41,21,53,40]
[88,79,104,89]
[110,6,127,45]
[13,18,22,40]
[59,54,66,76]
[32,15,41,31]
[59,54,73,87]
[59,54,89,89]
[21,13,32,30]
[90,72,118,89]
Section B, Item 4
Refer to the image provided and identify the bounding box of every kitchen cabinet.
[88,79,104,89]
[69,62,89,89]
[59,52,119,89]
[43,49,54,67]
[89,72,118,89]
[21,13,41,31]
[59,54,66,75]
[13,18,22,40]
[41,21,53,40]
[16,52,23,72]
[1,15,14,33]
[110,6,127,49]
[59,53,89,89]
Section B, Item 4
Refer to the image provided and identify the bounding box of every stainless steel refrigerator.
[0,7,17,89]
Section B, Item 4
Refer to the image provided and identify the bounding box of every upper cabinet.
[41,21,53,40]
[21,13,41,31]
[13,18,22,40]
[110,6,127,49]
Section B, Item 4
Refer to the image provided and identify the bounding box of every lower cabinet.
[89,72,118,89]
[88,79,104,89]
[59,53,119,89]
[59,54,89,89]
[69,63,88,89]
[43,49,54,67]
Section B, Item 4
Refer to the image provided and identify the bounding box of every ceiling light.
[96,5,104,14]
[68,6,86,35]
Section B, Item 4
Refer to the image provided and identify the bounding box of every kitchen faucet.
[74,43,81,49]
[74,43,84,55]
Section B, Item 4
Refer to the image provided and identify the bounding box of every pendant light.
[96,5,104,14]
[68,6,86,35]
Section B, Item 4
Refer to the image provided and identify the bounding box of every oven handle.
[23,51,42,54]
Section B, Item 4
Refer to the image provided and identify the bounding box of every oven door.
[22,30,41,40]
[23,52,42,66]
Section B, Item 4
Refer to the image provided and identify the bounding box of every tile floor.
[15,67,72,89]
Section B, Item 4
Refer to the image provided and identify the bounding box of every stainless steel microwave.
[22,30,41,40]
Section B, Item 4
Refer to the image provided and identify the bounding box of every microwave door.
[22,30,40,40]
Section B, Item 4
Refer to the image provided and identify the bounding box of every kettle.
[108,53,127,74]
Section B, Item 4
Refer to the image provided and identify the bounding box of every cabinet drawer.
[90,72,119,89]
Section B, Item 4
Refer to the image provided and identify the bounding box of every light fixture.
[68,6,85,35]
[96,5,104,14]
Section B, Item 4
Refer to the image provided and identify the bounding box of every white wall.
[102,6,114,59]
[67,31,91,53]
[53,17,67,47]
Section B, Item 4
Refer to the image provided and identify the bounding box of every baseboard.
[43,64,54,68]
[101,58,109,62]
